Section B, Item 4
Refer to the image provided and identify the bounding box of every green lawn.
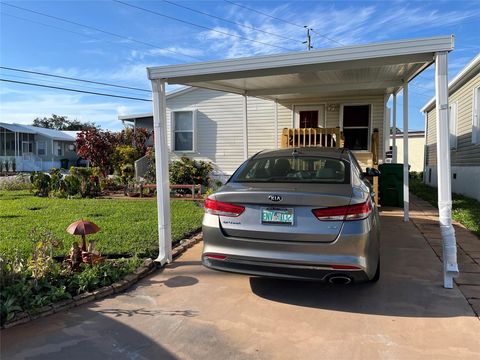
[0,191,204,259]
[410,177,480,238]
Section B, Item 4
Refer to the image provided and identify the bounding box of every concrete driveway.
[2,208,480,360]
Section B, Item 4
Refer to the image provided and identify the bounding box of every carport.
[147,36,459,288]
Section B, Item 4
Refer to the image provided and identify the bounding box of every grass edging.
[1,231,203,330]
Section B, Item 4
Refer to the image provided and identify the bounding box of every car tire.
[370,258,380,282]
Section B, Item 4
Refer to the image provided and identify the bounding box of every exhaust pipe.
[328,275,352,285]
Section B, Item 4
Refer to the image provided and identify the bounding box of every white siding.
[165,88,386,175]
[425,72,480,166]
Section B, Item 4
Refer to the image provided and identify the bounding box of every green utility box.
[60,159,69,170]
[378,163,404,207]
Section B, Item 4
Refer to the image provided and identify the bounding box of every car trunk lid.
[213,183,353,243]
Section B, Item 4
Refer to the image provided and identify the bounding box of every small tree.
[76,129,116,176]
[116,128,151,157]
[33,114,98,130]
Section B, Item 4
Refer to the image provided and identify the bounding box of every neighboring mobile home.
[421,54,480,200]
[388,131,425,172]
[0,122,77,172]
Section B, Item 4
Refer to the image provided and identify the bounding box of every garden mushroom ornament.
[66,220,100,252]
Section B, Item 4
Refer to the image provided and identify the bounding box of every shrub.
[70,167,101,197]
[76,128,117,176]
[63,174,82,196]
[30,172,51,197]
[169,156,213,187]
[0,174,31,191]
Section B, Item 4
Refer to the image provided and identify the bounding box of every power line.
[2,2,203,61]
[1,11,145,55]
[0,72,148,98]
[113,0,295,52]
[1,79,152,102]
[0,66,151,93]
[224,0,343,46]
[161,0,303,44]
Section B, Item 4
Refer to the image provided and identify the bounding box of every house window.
[299,111,318,128]
[473,87,480,144]
[54,141,63,156]
[449,102,457,149]
[37,141,46,156]
[172,111,195,152]
[342,105,370,150]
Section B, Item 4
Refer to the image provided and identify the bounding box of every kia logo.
[268,195,282,202]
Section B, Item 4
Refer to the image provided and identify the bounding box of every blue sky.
[0,0,479,130]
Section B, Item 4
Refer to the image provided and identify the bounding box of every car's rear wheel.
[370,258,380,282]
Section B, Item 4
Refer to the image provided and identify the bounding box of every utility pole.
[303,26,313,51]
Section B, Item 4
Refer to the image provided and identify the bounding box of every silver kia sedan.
[202,147,381,284]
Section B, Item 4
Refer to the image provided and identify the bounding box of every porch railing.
[281,127,344,149]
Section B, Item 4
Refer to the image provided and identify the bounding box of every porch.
[147,36,459,288]
[0,123,77,172]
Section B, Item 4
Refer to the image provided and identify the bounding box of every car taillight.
[312,200,372,221]
[204,198,245,217]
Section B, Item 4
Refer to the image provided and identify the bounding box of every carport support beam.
[435,51,459,289]
[392,94,397,162]
[243,94,248,160]
[152,79,172,266]
[403,83,409,222]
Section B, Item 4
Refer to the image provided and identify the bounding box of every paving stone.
[468,299,480,317]
[143,258,154,269]
[134,266,150,277]
[73,292,95,305]
[93,286,114,299]
[3,314,31,328]
[455,272,480,286]
[458,262,480,273]
[123,273,139,287]
[52,299,75,312]
[459,285,480,299]
[112,279,129,293]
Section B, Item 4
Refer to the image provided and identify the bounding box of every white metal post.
[392,93,397,163]
[152,79,172,265]
[243,94,248,160]
[383,94,389,162]
[403,83,409,222]
[274,99,279,149]
[435,51,459,288]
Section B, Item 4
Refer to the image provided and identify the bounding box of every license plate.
[262,208,294,225]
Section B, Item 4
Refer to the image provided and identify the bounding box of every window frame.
[473,86,480,144]
[37,141,47,156]
[171,109,197,153]
[340,103,372,152]
[293,104,326,128]
[449,101,458,150]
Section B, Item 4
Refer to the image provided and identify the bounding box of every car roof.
[253,147,351,161]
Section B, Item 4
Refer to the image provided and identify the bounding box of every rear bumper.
[202,256,369,282]
[202,212,380,282]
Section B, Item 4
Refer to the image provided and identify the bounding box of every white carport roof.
[148,36,454,99]
[147,35,459,289]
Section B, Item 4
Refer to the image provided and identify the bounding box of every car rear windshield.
[233,156,350,184]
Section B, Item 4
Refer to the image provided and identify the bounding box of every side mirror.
[364,167,381,177]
